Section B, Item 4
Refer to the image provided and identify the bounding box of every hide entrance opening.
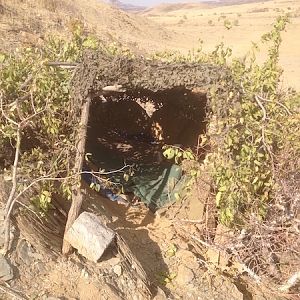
[85,87,207,210]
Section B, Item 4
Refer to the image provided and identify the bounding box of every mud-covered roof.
[71,50,231,100]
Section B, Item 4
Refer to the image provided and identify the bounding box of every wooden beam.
[62,94,91,255]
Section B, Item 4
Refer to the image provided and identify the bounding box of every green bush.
[153,15,299,228]
[206,15,300,226]
[0,21,99,210]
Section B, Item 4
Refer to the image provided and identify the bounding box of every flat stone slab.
[65,212,115,262]
[0,255,14,281]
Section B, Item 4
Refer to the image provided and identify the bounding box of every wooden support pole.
[62,94,91,255]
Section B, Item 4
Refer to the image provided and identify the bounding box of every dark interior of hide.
[86,88,207,169]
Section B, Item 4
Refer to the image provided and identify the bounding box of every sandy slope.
[1,0,299,90]
[141,0,300,90]
[0,0,183,54]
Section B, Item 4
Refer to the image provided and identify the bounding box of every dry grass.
[2,0,298,91]
[141,0,300,91]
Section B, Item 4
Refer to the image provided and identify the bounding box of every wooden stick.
[0,284,28,300]
[279,271,300,292]
[102,85,125,92]
[46,61,78,69]
[2,124,21,255]
[62,94,91,255]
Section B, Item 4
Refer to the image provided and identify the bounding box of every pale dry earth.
[1,0,299,89]
[141,0,300,90]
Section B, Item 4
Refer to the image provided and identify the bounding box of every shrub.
[0,21,99,210]
[206,15,299,226]
[223,19,232,30]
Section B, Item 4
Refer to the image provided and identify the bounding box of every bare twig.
[2,124,21,255]
[190,234,262,283]
[1,90,46,254]
[0,283,28,300]
[0,93,18,126]
[46,61,78,69]
[102,85,125,92]
[256,94,292,116]
[254,95,267,121]
[279,271,300,292]
[179,219,205,224]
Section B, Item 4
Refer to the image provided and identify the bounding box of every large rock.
[176,265,195,285]
[0,256,14,281]
[65,212,115,262]
[16,239,34,265]
[176,249,199,271]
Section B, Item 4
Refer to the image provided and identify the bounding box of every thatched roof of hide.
[71,50,231,102]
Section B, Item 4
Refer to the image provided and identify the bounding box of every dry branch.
[1,90,46,255]
[2,124,21,255]
[279,271,300,292]
[62,93,91,255]
[102,84,125,93]
[46,61,78,69]
[0,284,28,300]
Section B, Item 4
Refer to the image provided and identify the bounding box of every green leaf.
[219,186,227,192]
[0,53,5,63]
[216,192,222,207]
[163,148,175,160]
[123,173,130,182]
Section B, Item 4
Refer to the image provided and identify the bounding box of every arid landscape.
[1,0,299,89]
[141,0,300,90]
[0,0,300,299]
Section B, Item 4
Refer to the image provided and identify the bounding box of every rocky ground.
[0,187,283,300]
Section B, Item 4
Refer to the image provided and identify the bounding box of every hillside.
[1,0,299,91]
[0,0,178,53]
[142,2,215,15]
[141,0,300,90]
[104,0,146,11]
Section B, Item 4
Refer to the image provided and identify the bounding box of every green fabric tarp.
[129,164,187,210]
[91,151,187,210]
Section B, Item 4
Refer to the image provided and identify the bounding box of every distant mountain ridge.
[207,0,271,5]
[142,0,272,14]
[104,0,272,13]
[105,0,146,11]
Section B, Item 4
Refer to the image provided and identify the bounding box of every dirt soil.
[0,187,279,300]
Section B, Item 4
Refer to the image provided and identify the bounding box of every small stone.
[80,268,89,279]
[34,261,47,274]
[153,287,167,300]
[0,226,14,250]
[113,265,122,276]
[111,216,118,222]
[176,249,199,270]
[108,257,121,266]
[0,256,14,281]
[16,239,34,265]
[176,265,194,285]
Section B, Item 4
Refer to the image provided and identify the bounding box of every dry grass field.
[141,0,300,90]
